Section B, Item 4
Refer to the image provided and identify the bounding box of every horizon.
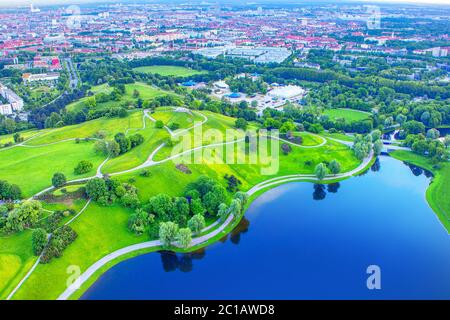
[0,0,449,9]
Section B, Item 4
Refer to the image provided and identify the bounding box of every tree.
[187,214,205,234]
[444,135,450,148]
[0,180,22,200]
[235,118,248,130]
[217,203,229,221]
[190,198,206,216]
[114,132,131,154]
[371,129,382,142]
[177,227,192,248]
[314,163,328,180]
[148,193,173,221]
[107,140,121,157]
[426,128,440,140]
[13,133,22,144]
[129,133,144,148]
[228,198,242,217]
[155,120,164,128]
[74,160,93,175]
[171,197,190,226]
[32,228,47,255]
[328,160,341,175]
[373,140,383,156]
[52,172,66,188]
[85,178,107,200]
[203,184,226,214]
[159,221,179,247]
[234,191,249,207]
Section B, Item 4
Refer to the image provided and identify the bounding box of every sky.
[0,0,449,7]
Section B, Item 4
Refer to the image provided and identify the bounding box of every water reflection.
[404,162,433,178]
[371,157,381,172]
[159,248,206,273]
[327,182,340,193]
[230,217,250,244]
[313,184,326,200]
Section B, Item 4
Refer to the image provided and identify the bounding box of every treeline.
[264,67,449,99]
[28,88,86,129]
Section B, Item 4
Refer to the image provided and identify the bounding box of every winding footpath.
[6,108,376,300]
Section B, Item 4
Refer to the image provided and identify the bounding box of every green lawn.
[151,107,204,130]
[323,108,371,122]
[133,65,206,77]
[0,140,105,197]
[321,132,355,142]
[292,132,324,146]
[4,107,363,300]
[0,231,36,300]
[0,130,40,146]
[102,117,169,173]
[66,84,113,112]
[12,202,144,300]
[390,150,450,232]
[26,111,144,145]
[66,82,168,113]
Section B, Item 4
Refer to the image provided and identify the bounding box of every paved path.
[247,150,374,195]
[57,213,234,300]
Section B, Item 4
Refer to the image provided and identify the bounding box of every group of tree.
[314,159,341,180]
[94,132,144,158]
[0,180,22,201]
[0,200,42,233]
[403,133,448,163]
[226,76,268,95]
[86,177,140,208]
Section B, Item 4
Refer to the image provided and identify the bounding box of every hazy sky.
[0,0,449,7]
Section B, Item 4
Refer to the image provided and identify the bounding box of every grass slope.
[133,65,205,77]
[323,108,370,122]
[0,140,105,197]
[26,111,144,145]
[390,150,450,232]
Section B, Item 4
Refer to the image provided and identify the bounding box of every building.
[22,73,60,84]
[0,82,24,115]
[268,85,305,100]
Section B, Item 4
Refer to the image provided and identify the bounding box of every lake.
[82,156,450,299]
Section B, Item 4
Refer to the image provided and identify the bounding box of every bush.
[74,160,93,175]
[40,226,77,264]
[32,228,47,256]
[52,173,66,188]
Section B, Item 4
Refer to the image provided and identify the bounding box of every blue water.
[82,156,450,299]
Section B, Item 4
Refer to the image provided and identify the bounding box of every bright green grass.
[0,231,35,300]
[121,138,360,203]
[102,117,170,173]
[292,132,324,146]
[52,185,83,196]
[153,111,244,161]
[321,132,355,142]
[390,150,450,232]
[66,84,113,112]
[6,108,361,300]
[0,130,41,145]
[133,65,205,77]
[0,140,105,197]
[26,111,144,145]
[323,108,370,122]
[152,107,204,129]
[12,202,144,300]
[66,82,167,113]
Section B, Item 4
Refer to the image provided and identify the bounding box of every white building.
[0,82,24,115]
[268,85,305,99]
[22,73,60,84]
